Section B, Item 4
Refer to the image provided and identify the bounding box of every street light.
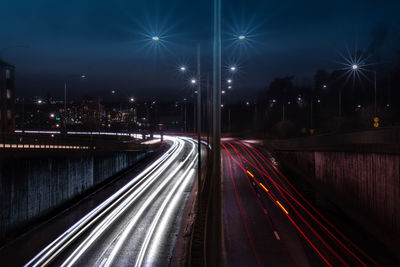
[152,36,160,41]
[228,85,232,89]
[350,63,378,115]
[230,66,236,72]
[238,35,246,40]
[180,66,186,72]
[191,78,197,84]
[227,79,232,84]
[130,97,135,102]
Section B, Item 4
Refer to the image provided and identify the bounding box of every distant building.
[0,60,15,134]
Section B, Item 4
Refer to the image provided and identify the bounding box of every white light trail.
[61,138,185,267]
[103,139,196,266]
[25,137,181,267]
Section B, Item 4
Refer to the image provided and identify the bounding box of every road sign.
[373,117,380,128]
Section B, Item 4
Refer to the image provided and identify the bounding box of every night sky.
[1,0,399,101]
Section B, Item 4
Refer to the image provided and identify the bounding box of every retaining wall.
[0,150,147,242]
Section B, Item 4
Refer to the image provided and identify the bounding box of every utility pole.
[64,82,67,134]
[196,44,201,211]
[212,0,221,181]
[206,73,210,149]
[374,70,377,116]
[184,100,187,133]
[206,0,222,265]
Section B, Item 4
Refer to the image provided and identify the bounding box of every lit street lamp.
[230,66,236,72]
[351,63,378,115]
[238,35,246,40]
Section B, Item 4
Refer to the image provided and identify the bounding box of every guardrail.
[1,130,162,152]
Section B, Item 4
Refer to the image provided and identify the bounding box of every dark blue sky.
[1,0,399,101]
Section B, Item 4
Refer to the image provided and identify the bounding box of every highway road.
[24,136,199,267]
[221,138,381,267]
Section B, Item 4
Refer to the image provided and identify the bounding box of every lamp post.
[207,0,222,265]
[196,45,201,212]
[351,64,378,116]
[373,70,377,115]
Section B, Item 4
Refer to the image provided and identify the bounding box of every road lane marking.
[274,231,281,240]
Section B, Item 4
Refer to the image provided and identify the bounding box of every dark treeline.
[255,65,400,137]
[223,64,400,138]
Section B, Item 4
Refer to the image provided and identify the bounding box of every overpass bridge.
[0,129,399,266]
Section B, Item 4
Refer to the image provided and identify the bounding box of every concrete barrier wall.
[0,151,147,242]
[275,150,400,251]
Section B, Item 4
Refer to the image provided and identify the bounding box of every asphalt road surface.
[221,138,381,267]
[24,136,198,267]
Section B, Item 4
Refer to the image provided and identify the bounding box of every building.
[0,60,15,134]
